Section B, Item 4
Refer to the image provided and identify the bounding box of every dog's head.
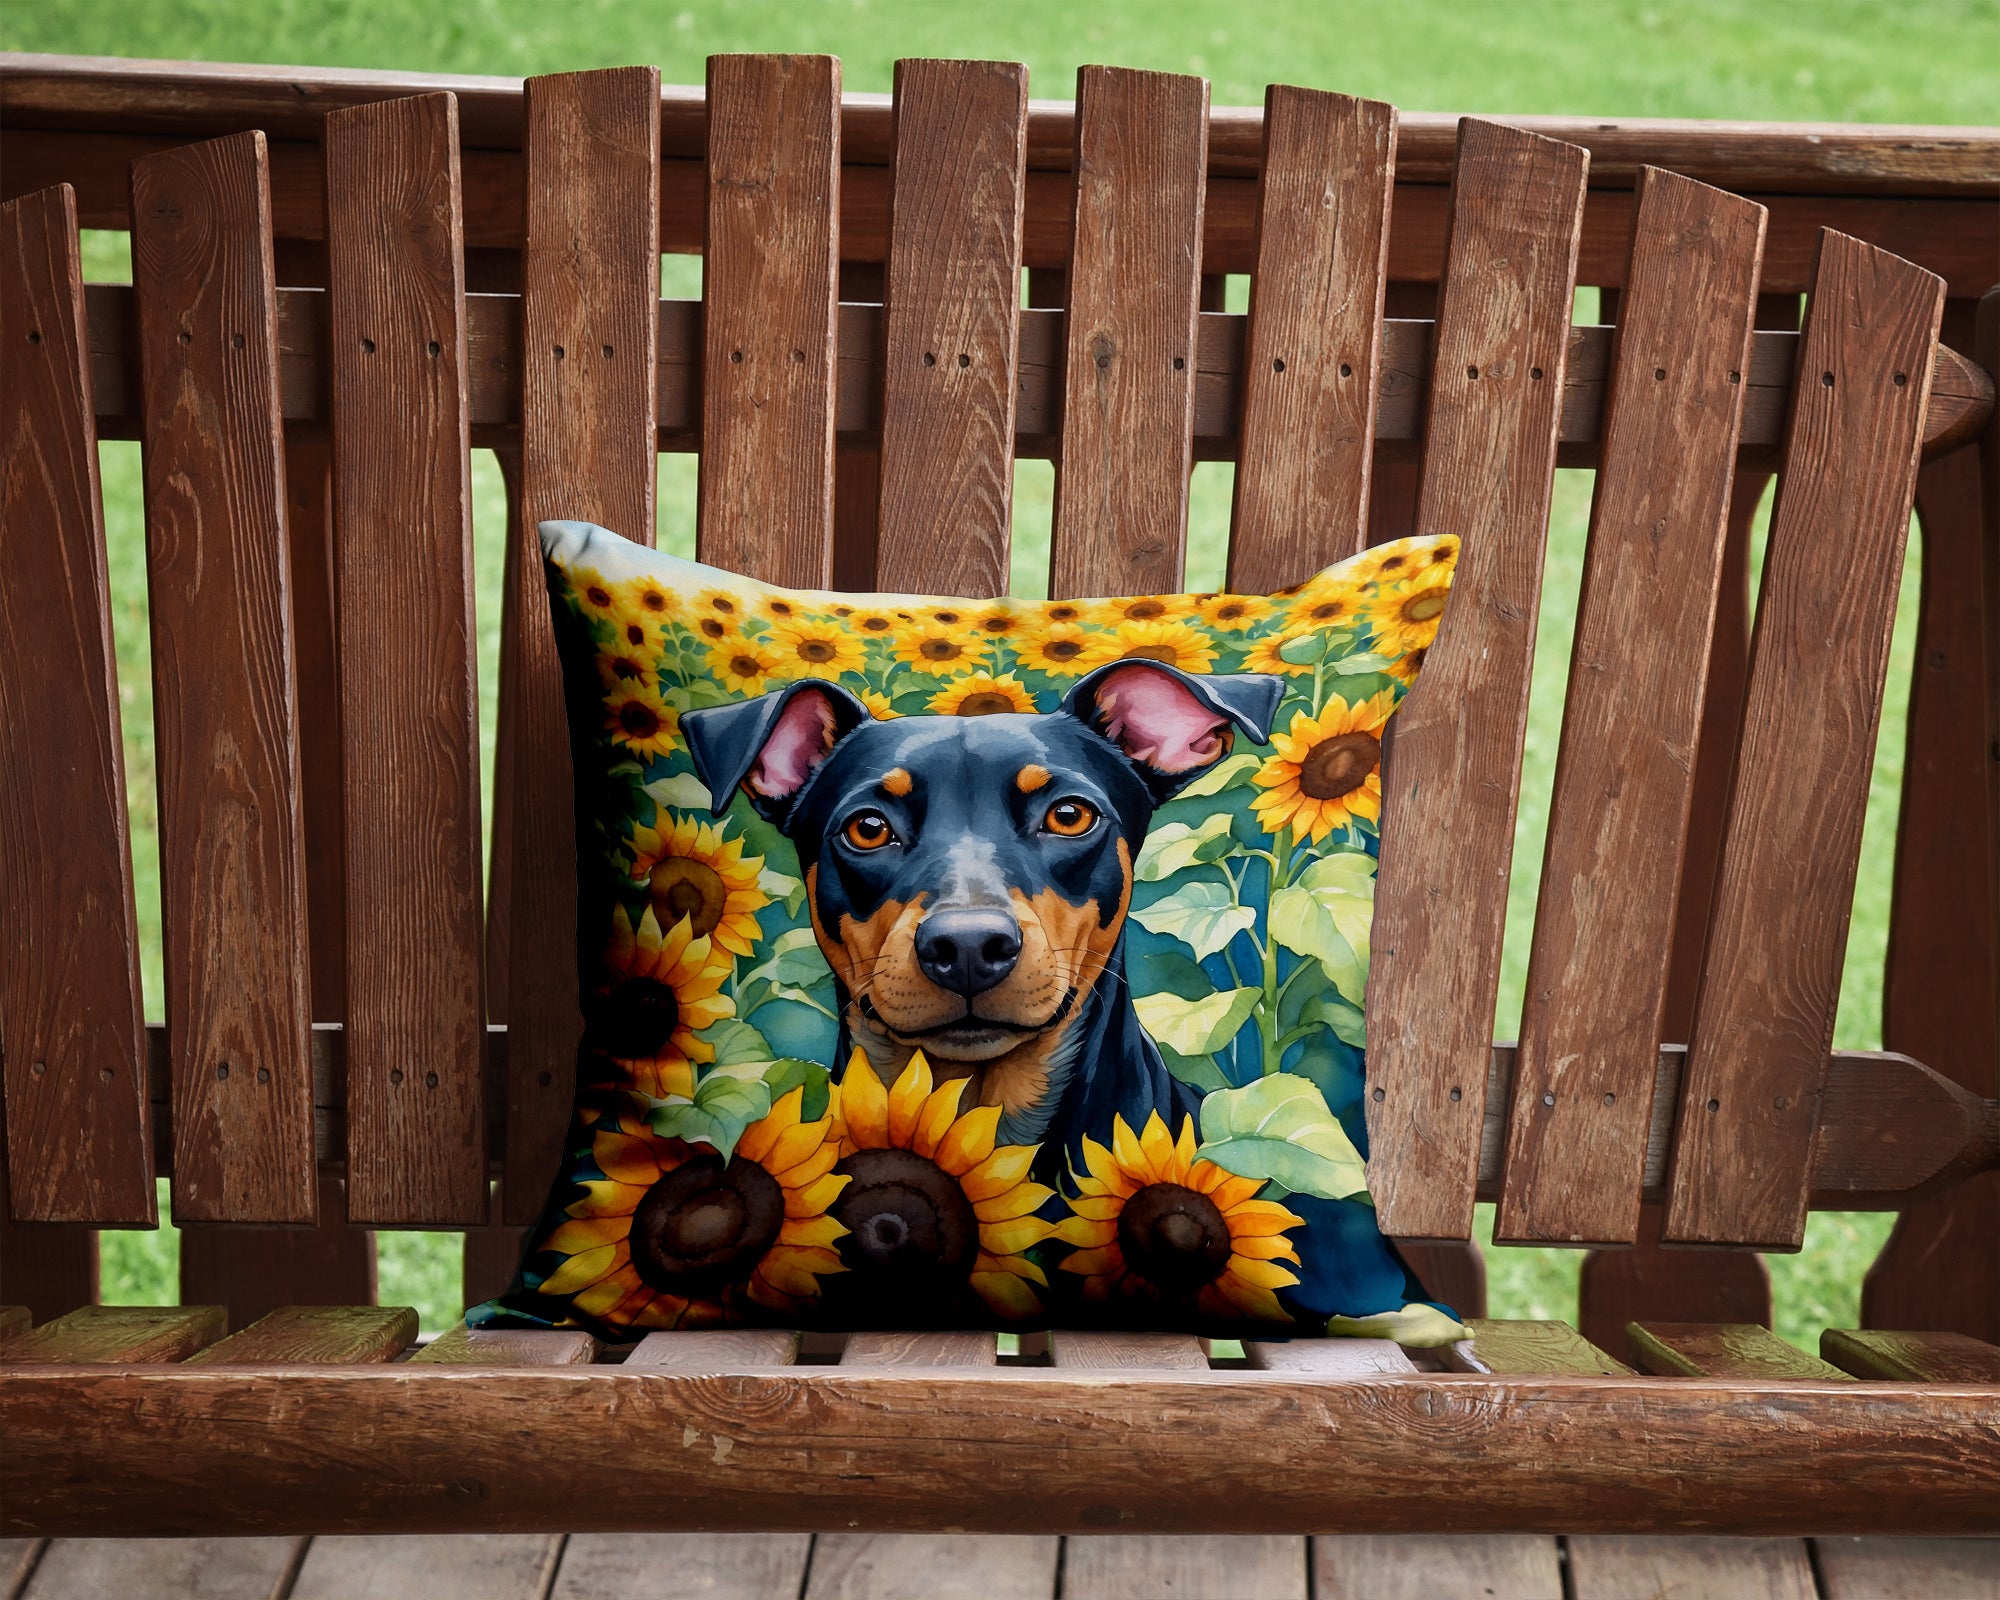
[682,662,1280,1072]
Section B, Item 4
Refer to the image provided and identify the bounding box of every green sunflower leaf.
[1173,752,1262,799]
[739,925,828,989]
[1196,1073,1369,1201]
[646,1063,776,1161]
[756,865,807,914]
[695,1017,774,1066]
[760,1057,832,1123]
[1134,812,1240,881]
[643,771,713,812]
[1300,990,1369,1049]
[1330,652,1397,676]
[1131,880,1257,959]
[1268,851,1376,1003]
[1134,984,1261,1058]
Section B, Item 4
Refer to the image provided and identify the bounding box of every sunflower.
[1385,643,1429,687]
[1362,562,1453,660]
[599,639,656,689]
[846,607,899,641]
[1015,622,1114,678]
[755,591,810,628]
[1284,585,1362,632]
[534,1090,848,1331]
[926,672,1038,717]
[895,620,980,676]
[1240,631,1315,677]
[686,610,734,646]
[625,813,768,959]
[692,587,752,630]
[857,687,899,720]
[1056,1111,1303,1325]
[603,681,681,761]
[620,573,678,633]
[587,903,735,1097]
[1111,618,1216,674]
[708,638,782,697]
[972,605,1025,640]
[1195,592,1274,632]
[1094,592,1194,627]
[769,616,867,681]
[1042,601,1088,625]
[573,568,625,626]
[830,1050,1054,1321]
[1250,691,1395,843]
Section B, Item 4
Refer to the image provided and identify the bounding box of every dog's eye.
[1042,799,1099,838]
[843,810,896,851]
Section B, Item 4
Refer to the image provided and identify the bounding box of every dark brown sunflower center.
[832,1147,977,1285]
[618,701,663,739]
[919,639,961,661]
[649,859,728,939]
[796,638,838,663]
[610,655,644,680]
[1121,644,1181,666]
[1298,731,1380,800]
[1400,591,1447,623]
[586,585,614,608]
[727,653,762,678]
[1047,605,1081,622]
[1124,599,1167,621]
[1214,602,1249,621]
[624,622,647,647]
[1302,600,1346,622]
[586,975,680,1059]
[697,617,727,640]
[1118,1181,1232,1291]
[956,692,1017,716]
[629,1152,784,1296]
[1042,638,1084,662]
[860,616,892,632]
[638,589,670,614]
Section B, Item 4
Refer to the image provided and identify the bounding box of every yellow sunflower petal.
[1054,1214,1118,1248]
[594,1132,670,1187]
[974,1184,1056,1222]
[1060,1244,1125,1278]
[837,1050,890,1150]
[772,1140,841,1190]
[975,1249,1048,1287]
[783,1170,849,1219]
[778,1212,848,1250]
[913,1077,969,1160]
[544,1215,630,1255]
[1209,1273,1291,1323]
[931,1102,1000,1175]
[1227,1255,1303,1291]
[979,1214,1055,1257]
[887,1052,935,1147]
[970,1271,1045,1320]
[1136,1111,1180,1183]
[1109,1115,1148,1183]
[539,1242,623,1296]
[960,1141,1038,1201]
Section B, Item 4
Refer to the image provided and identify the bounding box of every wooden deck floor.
[4,1533,1996,1599]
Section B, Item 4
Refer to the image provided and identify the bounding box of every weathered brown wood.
[1577,1204,1770,1366]
[841,1331,996,1367]
[1391,1239,1486,1319]
[1501,172,1765,1247]
[13,1367,1995,1536]
[624,1329,801,1368]
[412,1322,598,1366]
[1047,66,1208,599]
[1048,1331,1207,1370]
[698,54,840,587]
[1667,232,1946,1250]
[1627,1322,1849,1381]
[0,1305,224,1364]
[178,1170,375,1329]
[1317,1536,1559,1600]
[0,1183,97,1325]
[1228,89,1395,588]
[1064,1536,1306,1600]
[1822,1328,2000,1383]
[1448,1319,1634,1376]
[0,1308,28,1342]
[186,1304,416,1365]
[871,59,1027,600]
[461,1177,526,1311]
[1366,121,1589,1242]
[0,184,152,1225]
[290,1535,560,1600]
[807,1534,1058,1600]
[501,68,660,1227]
[129,132,317,1226]
[1566,1537,1817,1600]
[1246,1338,1417,1375]
[21,1536,306,1600]
[1980,290,2000,1148]
[323,93,487,1226]
[1814,1537,2000,1600]
[557,1534,814,1600]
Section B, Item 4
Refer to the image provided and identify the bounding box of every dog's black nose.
[915,908,1022,997]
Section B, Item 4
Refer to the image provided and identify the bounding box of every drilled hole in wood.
[1530,366,1543,380]
[178,330,192,345]
[554,345,566,360]
[791,349,805,363]
[1894,371,1908,386]
[1272,357,1286,373]
[1096,353,1111,370]
[957,353,970,368]
[730,350,743,363]
[538,1071,553,1087]
[1466,364,1479,379]
[1653,367,1666,381]
[1173,356,1186,371]
[1728,370,1741,383]
[1448,1087,1462,1102]
[26,330,41,344]
[1603,1092,1616,1106]
[1338,361,1352,377]
[602,344,614,360]
[30,1061,45,1077]
[1541,1091,1555,1108]
[98,1067,113,1083]
[1820,370,1835,387]
[426,1071,440,1088]
[1371,1087,1385,1102]
[924,352,937,367]
[427,340,441,357]
[1707,1097,1720,1112]
[216,1063,230,1081]
[231,332,245,350]
[390,1069,405,1086]
[360,337,375,354]
[257,1067,270,1085]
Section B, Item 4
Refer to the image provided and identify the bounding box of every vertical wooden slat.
[323,93,487,1225]
[1229,88,1397,589]
[129,131,317,1224]
[1048,66,1209,599]
[1665,232,1945,1249]
[1497,170,1765,1247]
[502,67,661,1224]
[873,57,1028,600]
[0,1198,97,1324]
[1364,122,1589,1241]
[698,54,841,588]
[178,1172,375,1330]
[0,184,153,1224]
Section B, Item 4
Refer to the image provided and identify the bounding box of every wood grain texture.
[1228,88,1396,588]
[807,1535,1057,1600]
[623,1329,801,1368]
[1500,171,1765,1246]
[411,1322,597,1366]
[1048,66,1209,599]
[20,1536,304,1600]
[1315,1535,1561,1600]
[1048,1331,1207,1370]
[555,1533,813,1600]
[460,1177,526,1311]
[1393,1239,1486,1319]
[1365,121,1589,1241]
[1814,1537,2000,1600]
[1627,1322,1849,1380]
[1577,1204,1770,1366]
[0,1183,97,1324]
[872,59,1027,599]
[185,1304,415,1365]
[1064,1535,1306,1600]
[1245,1338,1417,1374]
[178,1170,375,1329]
[0,184,153,1224]
[290,1535,559,1600]
[0,1305,223,1364]
[0,1308,28,1342]
[1450,1319,1634,1376]
[501,68,661,1226]
[1821,1328,2000,1382]
[6,1367,1998,1536]
[1667,232,1946,1249]
[698,54,840,587]
[129,132,316,1225]
[323,93,487,1226]
[841,1331,996,1367]
[1566,1537,1817,1600]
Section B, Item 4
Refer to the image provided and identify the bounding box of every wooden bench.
[1,51,1997,1547]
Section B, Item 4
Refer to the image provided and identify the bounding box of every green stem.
[1258,846,1292,1074]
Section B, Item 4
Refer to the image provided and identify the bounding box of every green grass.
[23,0,1987,1340]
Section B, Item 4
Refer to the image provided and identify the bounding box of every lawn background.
[8,0,1995,1340]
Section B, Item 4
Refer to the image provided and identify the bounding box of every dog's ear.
[1060,661,1282,800]
[681,680,874,823]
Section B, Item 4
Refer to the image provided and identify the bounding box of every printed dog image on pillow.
[472,520,1464,1343]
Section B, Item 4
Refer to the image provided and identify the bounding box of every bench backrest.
[0,58,1990,1276]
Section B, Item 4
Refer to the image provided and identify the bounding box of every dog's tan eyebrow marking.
[1016,764,1051,793]
[880,768,913,797]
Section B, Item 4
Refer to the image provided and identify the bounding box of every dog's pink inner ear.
[749,688,840,799]
[1092,664,1231,773]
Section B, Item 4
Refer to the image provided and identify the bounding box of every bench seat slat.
[177,1170,375,1328]
[1667,232,1946,1250]
[1627,1321,1849,1380]
[1048,1331,1207,1370]
[184,1304,416,1365]
[323,92,488,1226]
[0,1305,225,1364]
[1366,120,1590,1241]
[1821,1328,2000,1383]
[1500,169,1766,1247]
[411,1321,598,1366]
[0,184,154,1226]
[1446,1318,1634,1375]
[129,131,319,1226]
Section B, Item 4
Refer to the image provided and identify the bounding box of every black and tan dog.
[683,660,1279,1158]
